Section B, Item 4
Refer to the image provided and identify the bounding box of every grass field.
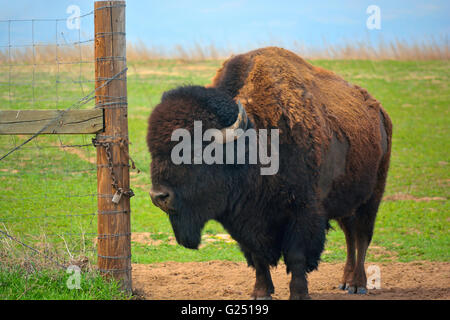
[127,59,450,263]
[0,58,449,298]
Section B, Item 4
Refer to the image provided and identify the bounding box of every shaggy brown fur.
[211,47,392,189]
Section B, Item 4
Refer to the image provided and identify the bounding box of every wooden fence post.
[94,1,132,292]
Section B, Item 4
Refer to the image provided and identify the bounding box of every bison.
[147,47,392,299]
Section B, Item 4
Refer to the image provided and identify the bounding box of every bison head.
[147,85,251,249]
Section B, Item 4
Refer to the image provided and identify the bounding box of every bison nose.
[149,186,174,210]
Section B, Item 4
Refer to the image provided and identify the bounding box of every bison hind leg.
[337,215,357,291]
[341,195,379,294]
[337,167,388,294]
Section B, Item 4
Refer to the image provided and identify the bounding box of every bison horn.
[218,100,249,144]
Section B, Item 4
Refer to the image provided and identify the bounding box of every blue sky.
[0,0,448,51]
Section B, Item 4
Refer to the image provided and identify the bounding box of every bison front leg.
[251,254,274,300]
[283,210,327,300]
[284,253,310,300]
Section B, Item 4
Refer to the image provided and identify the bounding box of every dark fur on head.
[147,85,257,249]
[147,85,239,156]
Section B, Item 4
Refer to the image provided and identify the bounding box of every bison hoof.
[253,296,272,300]
[347,286,356,294]
[289,293,311,300]
[356,287,367,294]
[347,286,367,294]
[338,283,348,291]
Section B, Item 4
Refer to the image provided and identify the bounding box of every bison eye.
[149,186,175,212]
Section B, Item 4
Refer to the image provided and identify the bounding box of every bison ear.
[217,100,249,144]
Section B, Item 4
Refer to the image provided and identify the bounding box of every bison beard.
[168,213,203,250]
[147,47,392,300]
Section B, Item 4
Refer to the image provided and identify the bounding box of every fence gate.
[0,1,132,292]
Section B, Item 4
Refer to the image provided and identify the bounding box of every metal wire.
[0,4,133,270]
[0,212,97,222]
[0,68,126,161]
[0,229,67,269]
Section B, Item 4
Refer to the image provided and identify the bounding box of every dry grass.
[293,38,449,61]
[0,44,94,65]
[0,38,448,64]
[0,223,95,273]
[125,38,450,61]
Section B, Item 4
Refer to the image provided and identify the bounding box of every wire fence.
[0,4,129,273]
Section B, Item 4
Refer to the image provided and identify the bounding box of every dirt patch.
[0,168,18,174]
[131,232,235,247]
[132,232,164,246]
[132,261,450,300]
[383,193,447,202]
[49,143,95,165]
[62,147,96,164]
[201,233,235,244]
[368,246,398,261]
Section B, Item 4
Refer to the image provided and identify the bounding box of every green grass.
[125,59,450,264]
[0,266,131,300]
[0,58,449,294]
